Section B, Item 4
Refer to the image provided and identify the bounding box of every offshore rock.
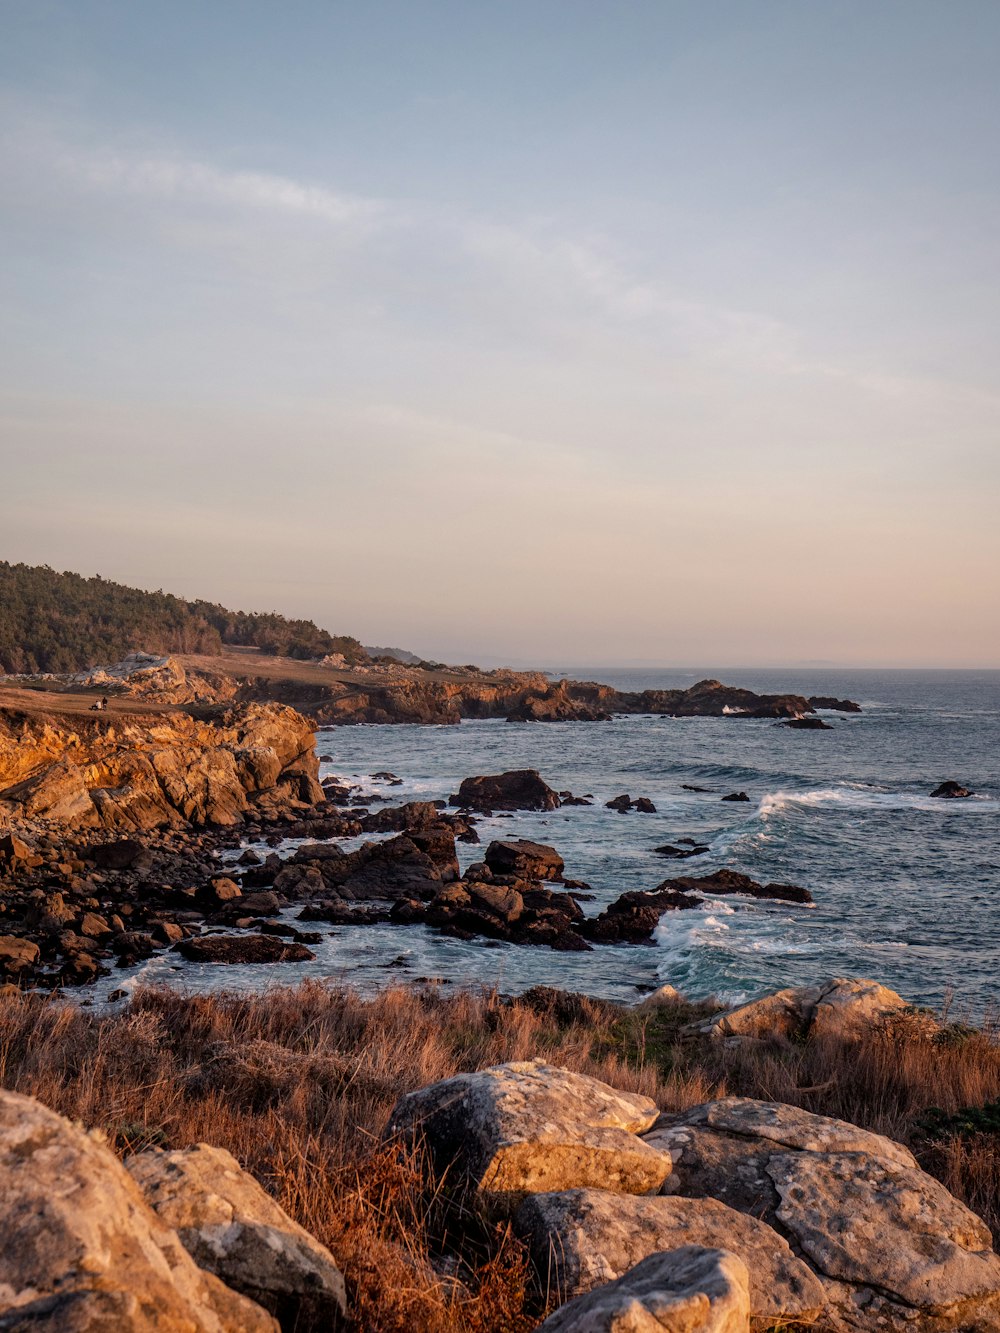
[385,1060,666,1201]
[127,1144,346,1331]
[483,839,565,881]
[449,769,561,812]
[0,1088,276,1331]
[534,1245,751,1333]
[930,779,973,798]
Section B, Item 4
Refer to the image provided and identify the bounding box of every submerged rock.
[930,780,973,798]
[175,934,315,964]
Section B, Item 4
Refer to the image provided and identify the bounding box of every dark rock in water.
[808,695,862,713]
[580,888,703,944]
[449,769,560,813]
[484,839,564,882]
[633,797,657,813]
[681,784,713,793]
[653,844,710,859]
[721,792,750,802]
[606,794,632,813]
[360,801,442,833]
[662,869,813,905]
[930,780,973,799]
[783,717,832,730]
[561,793,593,806]
[175,934,315,963]
[371,771,403,784]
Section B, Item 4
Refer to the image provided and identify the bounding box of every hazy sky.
[2,1,998,666]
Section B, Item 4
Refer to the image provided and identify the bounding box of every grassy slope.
[1,982,998,1332]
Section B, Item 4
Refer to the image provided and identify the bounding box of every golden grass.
[0,981,998,1332]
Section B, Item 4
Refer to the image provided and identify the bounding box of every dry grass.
[0,981,998,1332]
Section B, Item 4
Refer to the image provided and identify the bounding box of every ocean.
[102,669,1000,1018]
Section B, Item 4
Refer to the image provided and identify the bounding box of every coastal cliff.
[0,694,322,831]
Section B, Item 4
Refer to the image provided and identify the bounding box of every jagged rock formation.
[0,700,322,831]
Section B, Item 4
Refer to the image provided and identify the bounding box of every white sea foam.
[756,787,990,819]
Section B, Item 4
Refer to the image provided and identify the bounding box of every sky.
[1,1,998,667]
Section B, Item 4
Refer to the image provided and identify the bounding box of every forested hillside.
[0,562,368,673]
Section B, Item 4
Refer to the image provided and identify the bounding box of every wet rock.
[661,869,813,905]
[128,1143,346,1331]
[534,1245,751,1332]
[484,839,564,882]
[579,888,703,944]
[808,696,862,713]
[359,800,442,833]
[782,716,832,729]
[385,1060,666,1201]
[606,794,632,812]
[0,1088,277,1331]
[516,1188,824,1323]
[654,843,710,859]
[633,797,657,813]
[175,934,315,964]
[449,769,561,813]
[720,792,750,802]
[930,780,973,799]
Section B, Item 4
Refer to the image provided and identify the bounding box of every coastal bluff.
[3,647,860,726]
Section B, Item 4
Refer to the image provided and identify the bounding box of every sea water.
[103,669,1000,1017]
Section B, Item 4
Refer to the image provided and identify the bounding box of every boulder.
[720,793,749,803]
[515,1188,825,1324]
[643,1097,1000,1332]
[606,795,632,813]
[782,716,832,729]
[449,769,561,813]
[659,870,813,905]
[0,935,39,973]
[175,935,315,964]
[127,1143,346,1331]
[0,833,31,864]
[0,1088,276,1331]
[484,839,564,881]
[81,838,149,870]
[534,1245,751,1332]
[385,1060,667,1201]
[699,977,916,1043]
[0,760,96,825]
[359,801,442,833]
[634,984,685,1011]
[931,780,973,799]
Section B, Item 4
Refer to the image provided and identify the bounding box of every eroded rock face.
[516,1188,825,1324]
[385,1060,667,1200]
[645,1097,1000,1332]
[127,1144,346,1331]
[0,1088,276,1332]
[0,701,321,832]
[699,977,917,1043]
[534,1245,751,1333]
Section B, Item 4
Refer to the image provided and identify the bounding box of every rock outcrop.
[0,701,322,832]
[645,1097,1000,1332]
[394,1061,1000,1333]
[0,1088,278,1331]
[533,1245,751,1333]
[127,1144,346,1331]
[931,780,973,799]
[385,1060,667,1201]
[697,977,922,1043]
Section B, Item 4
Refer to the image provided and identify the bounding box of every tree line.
[0,562,367,674]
